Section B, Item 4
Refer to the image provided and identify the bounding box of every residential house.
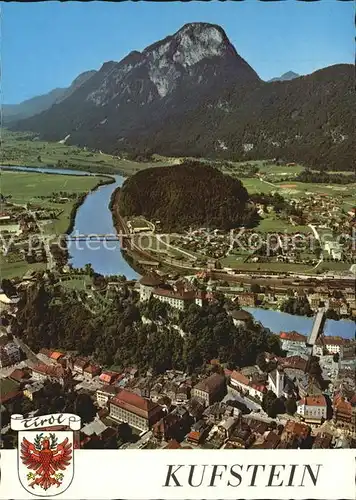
[184,397,205,422]
[186,420,211,445]
[297,395,327,425]
[9,368,31,384]
[109,390,162,431]
[176,384,191,404]
[279,331,309,356]
[152,412,190,442]
[313,336,346,356]
[191,373,226,407]
[139,274,164,302]
[228,309,253,327]
[312,433,332,449]
[225,421,255,449]
[96,385,119,408]
[333,393,352,425]
[253,430,281,449]
[0,342,21,368]
[216,417,238,440]
[235,293,256,307]
[99,370,121,385]
[132,377,152,398]
[229,370,266,401]
[49,351,65,363]
[31,364,73,387]
[71,357,89,375]
[23,382,44,402]
[83,364,101,380]
[280,420,310,448]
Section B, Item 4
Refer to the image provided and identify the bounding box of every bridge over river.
[67,234,123,242]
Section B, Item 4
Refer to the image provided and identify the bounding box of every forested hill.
[118,162,258,232]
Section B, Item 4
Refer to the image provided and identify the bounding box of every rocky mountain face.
[269,71,300,82]
[10,23,354,171]
[4,70,96,123]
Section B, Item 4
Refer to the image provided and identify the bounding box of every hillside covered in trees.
[118,161,258,231]
[10,281,282,375]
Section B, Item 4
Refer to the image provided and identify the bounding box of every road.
[155,234,198,261]
[308,224,320,241]
[12,335,46,367]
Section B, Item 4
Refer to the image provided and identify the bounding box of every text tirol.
[163,464,322,488]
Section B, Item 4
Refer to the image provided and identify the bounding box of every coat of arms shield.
[11,413,81,497]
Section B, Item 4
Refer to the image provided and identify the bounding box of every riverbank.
[65,175,115,236]
[0,167,115,278]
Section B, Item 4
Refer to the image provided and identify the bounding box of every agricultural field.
[0,170,108,278]
[1,130,173,176]
[257,215,310,234]
[0,170,108,235]
[219,257,316,274]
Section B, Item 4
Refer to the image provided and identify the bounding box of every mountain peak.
[269,71,299,82]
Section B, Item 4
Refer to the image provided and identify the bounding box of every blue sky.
[2,0,354,104]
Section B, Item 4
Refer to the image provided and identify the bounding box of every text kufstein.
[163,464,322,488]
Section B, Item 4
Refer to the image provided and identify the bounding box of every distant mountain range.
[3,71,96,123]
[268,71,300,82]
[9,23,355,171]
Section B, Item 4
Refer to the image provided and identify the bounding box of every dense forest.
[118,161,259,231]
[296,169,356,184]
[11,281,282,375]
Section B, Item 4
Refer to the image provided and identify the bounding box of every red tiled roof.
[139,274,163,286]
[50,351,64,360]
[193,373,226,394]
[164,439,182,449]
[111,390,159,418]
[333,394,352,415]
[32,363,68,379]
[9,369,29,382]
[298,395,327,408]
[84,364,101,375]
[153,287,196,300]
[281,356,308,371]
[283,420,310,438]
[230,370,250,387]
[279,331,307,342]
[99,371,120,383]
[74,358,88,368]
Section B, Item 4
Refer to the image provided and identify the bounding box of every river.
[244,307,355,340]
[2,166,138,279]
[4,166,354,338]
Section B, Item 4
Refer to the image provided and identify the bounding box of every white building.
[228,309,253,327]
[96,385,118,408]
[313,336,346,356]
[324,241,342,261]
[139,275,164,302]
[230,370,266,401]
[297,395,327,424]
[268,368,285,398]
[279,331,310,357]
